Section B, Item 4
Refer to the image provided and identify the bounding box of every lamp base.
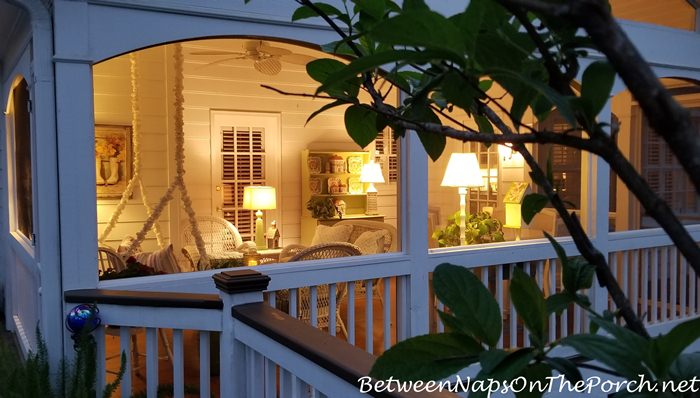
[254,210,266,249]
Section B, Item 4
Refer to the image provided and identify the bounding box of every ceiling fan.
[189,40,316,75]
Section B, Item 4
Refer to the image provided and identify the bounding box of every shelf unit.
[300,149,382,245]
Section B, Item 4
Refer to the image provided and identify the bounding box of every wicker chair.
[97,246,173,375]
[279,242,362,338]
[181,216,250,269]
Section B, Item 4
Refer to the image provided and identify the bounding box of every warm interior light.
[243,186,277,210]
[360,162,385,215]
[243,186,277,248]
[504,203,522,229]
[440,153,485,188]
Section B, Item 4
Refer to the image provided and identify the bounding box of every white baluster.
[366,279,373,354]
[348,281,356,345]
[145,327,158,397]
[173,329,184,398]
[95,325,106,398]
[119,327,132,398]
[383,277,391,351]
[199,332,210,398]
[651,248,659,323]
[661,247,669,322]
[329,284,337,337]
[670,247,678,320]
[496,265,504,348]
[310,286,318,328]
[641,249,649,323]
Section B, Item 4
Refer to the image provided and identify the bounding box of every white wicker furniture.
[279,242,362,338]
[181,216,253,270]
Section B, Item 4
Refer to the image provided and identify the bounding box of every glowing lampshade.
[360,162,385,215]
[504,203,522,229]
[242,186,276,248]
[441,153,485,188]
[243,186,277,210]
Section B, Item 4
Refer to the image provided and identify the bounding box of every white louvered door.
[211,111,281,242]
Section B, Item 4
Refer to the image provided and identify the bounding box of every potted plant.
[432,211,505,247]
[306,197,337,219]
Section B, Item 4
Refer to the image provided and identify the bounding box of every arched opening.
[5,76,34,243]
[610,77,700,232]
[93,37,401,278]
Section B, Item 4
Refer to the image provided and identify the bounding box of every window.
[219,126,267,241]
[375,129,399,183]
[536,112,581,209]
[8,78,34,241]
[468,142,499,213]
[640,107,700,227]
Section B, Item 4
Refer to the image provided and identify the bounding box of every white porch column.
[214,269,270,398]
[400,129,430,339]
[587,100,612,315]
[54,0,99,360]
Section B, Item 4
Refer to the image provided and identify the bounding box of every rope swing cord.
[98,44,210,268]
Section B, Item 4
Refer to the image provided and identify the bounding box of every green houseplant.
[432,210,505,247]
[306,197,337,219]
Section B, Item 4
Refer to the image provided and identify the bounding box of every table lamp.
[360,161,385,215]
[440,153,485,246]
[242,186,277,249]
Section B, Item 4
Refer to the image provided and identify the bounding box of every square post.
[213,269,270,398]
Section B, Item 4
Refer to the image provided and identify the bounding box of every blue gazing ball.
[65,304,101,334]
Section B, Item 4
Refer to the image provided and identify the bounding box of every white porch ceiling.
[0,1,26,74]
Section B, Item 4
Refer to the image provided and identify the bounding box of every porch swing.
[97,43,213,270]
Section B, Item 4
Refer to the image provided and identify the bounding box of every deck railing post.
[214,269,271,398]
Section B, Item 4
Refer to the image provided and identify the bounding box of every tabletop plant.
[432,211,505,247]
[306,196,337,219]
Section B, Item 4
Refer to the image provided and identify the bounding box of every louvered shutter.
[375,129,399,183]
[641,107,699,226]
[536,113,581,209]
[220,126,266,241]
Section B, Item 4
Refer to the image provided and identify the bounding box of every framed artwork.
[504,182,529,204]
[348,177,363,194]
[309,177,322,194]
[95,124,133,199]
[347,156,363,174]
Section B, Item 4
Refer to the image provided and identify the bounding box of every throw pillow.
[135,244,181,274]
[311,224,354,246]
[353,230,387,254]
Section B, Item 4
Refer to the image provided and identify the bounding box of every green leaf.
[543,232,567,267]
[669,353,700,381]
[546,293,573,315]
[369,333,482,381]
[305,100,347,125]
[475,115,494,135]
[292,3,344,22]
[650,317,700,377]
[580,61,615,121]
[441,71,479,112]
[561,334,649,379]
[352,0,388,20]
[433,263,502,347]
[316,49,455,96]
[543,357,582,383]
[402,0,429,11]
[404,103,446,161]
[561,257,595,293]
[510,267,547,345]
[481,348,536,380]
[516,363,552,398]
[522,193,548,224]
[344,105,379,148]
[307,58,360,99]
[370,11,465,57]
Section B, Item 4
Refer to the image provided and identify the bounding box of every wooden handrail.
[64,288,222,309]
[232,302,456,398]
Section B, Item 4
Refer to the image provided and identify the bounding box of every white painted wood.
[631,250,640,317]
[329,284,336,337]
[173,329,184,398]
[97,304,222,331]
[689,259,697,316]
[680,257,687,319]
[289,288,298,318]
[95,326,106,398]
[310,285,318,328]
[652,248,659,323]
[509,264,517,348]
[365,279,373,354]
[146,328,158,398]
[383,277,391,350]
[548,260,557,341]
[347,281,355,345]
[671,247,678,320]
[496,266,504,348]
[119,327,132,398]
[661,247,669,322]
[199,332,210,398]
[642,249,650,323]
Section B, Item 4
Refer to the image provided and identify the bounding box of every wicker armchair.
[181,216,251,269]
[277,242,362,337]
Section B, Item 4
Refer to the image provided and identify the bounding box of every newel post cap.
[213,269,270,294]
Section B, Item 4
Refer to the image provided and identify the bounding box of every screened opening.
[8,78,34,241]
[92,38,401,277]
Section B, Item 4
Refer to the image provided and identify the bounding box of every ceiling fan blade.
[254,58,282,75]
[280,53,316,66]
[258,43,292,56]
[195,56,247,70]
[190,50,245,56]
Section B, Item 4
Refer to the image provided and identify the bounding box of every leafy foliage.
[305,197,337,219]
[99,257,165,280]
[0,328,124,398]
[431,211,504,247]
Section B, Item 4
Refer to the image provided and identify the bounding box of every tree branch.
[480,105,650,338]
